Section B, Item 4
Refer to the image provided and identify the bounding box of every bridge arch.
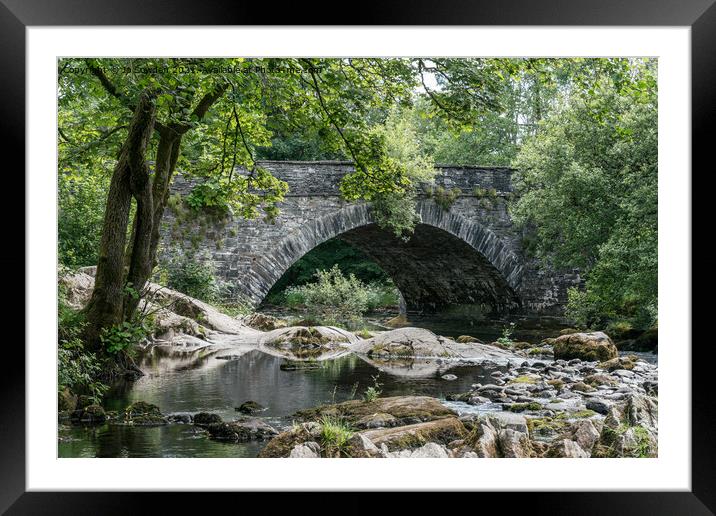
[243,201,524,314]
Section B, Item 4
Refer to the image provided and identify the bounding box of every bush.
[99,321,148,355]
[284,266,369,322]
[165,254,222,302]
[58,284,108,404]
[365,283,400,310]
[565,287,607,330]
[58,170,109,268]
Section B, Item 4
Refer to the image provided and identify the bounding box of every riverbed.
[59,312,657,458]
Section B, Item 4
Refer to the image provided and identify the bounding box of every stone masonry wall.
[162,161,580,315]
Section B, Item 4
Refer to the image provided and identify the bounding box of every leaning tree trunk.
[121,84,227,314]
[84,90,157,349]
[83,79,227,350]
[122,129,181,316]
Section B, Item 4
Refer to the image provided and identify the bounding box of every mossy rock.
[295,396,456,427]
[359,417,467,452]
[235,401,265,415]
[510,375,540,384]
[598,357,635,372]
[122,401,167,426]
[527,416,569,439]
[193,412,223,427]
[70,404,106,424]
[259,424,317,458]
[553,332,618,362]
[456,335,483,344]
[205,418,278,442]
[507,401,543,412]
[367,342,414,358]
[243,313,288,331]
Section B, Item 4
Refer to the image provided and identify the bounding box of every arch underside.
[337,223,520,314]
[246,202,523,315]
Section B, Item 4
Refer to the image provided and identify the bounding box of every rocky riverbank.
[59,270,658,458]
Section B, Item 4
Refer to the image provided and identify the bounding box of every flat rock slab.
[350,327,521,361]
[360,417,467,451]
[294,395,456,427]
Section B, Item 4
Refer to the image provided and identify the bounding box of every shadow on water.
[59,349,504,458]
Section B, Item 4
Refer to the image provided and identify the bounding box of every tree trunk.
[83,80,227,351]
[84,91,157,349]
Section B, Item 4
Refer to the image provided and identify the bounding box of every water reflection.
[59,349,502,458]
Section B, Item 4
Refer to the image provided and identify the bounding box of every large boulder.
[150,307,206,341]
[193,412,223,427]
[593,394,658,458]
[147,285,259,336]
[70,404,106,424]
[350,327,519,360]
[294,396,456,427]
[553,332,618,362]
[236,401,266,415]
[59,270,95,309]
[58,269,262,344]
[258,326,357,360]
[120,401,167,426]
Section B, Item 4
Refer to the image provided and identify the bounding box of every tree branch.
[300,60,371,177]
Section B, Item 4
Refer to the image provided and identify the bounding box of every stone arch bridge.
[164,161,581,316]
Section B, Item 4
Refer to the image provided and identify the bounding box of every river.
[58,314,656,458]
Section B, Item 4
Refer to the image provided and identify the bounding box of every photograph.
[56,56,659,460]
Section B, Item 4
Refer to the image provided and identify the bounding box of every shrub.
[58,284,108,404]
[565,287,604,329]
[496,322,516,346]
[363,375,382,402]
[165,254,222,302]
[283,265,370,324]
[431,186,462,211]
[365,283,400,310]
[100,321,148,355]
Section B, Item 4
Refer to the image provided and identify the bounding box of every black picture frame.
[3,0,712,513]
